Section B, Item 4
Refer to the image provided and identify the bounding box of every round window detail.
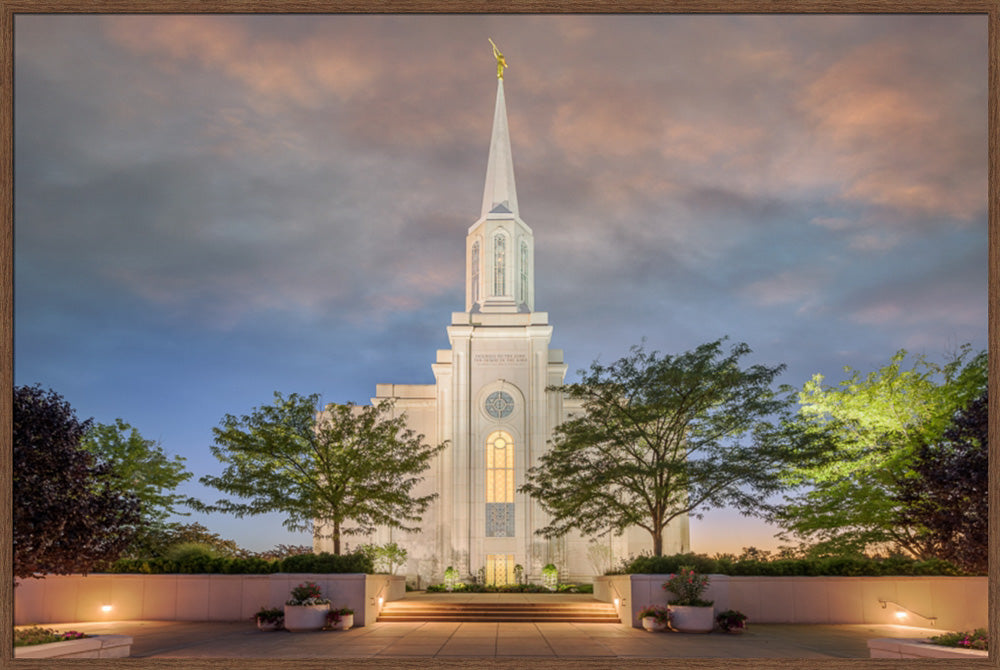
[485,391,515,419]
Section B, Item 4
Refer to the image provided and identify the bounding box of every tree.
[81,419,195,527]
[199,392,445,554]
[773,346,986,558]
[893,389,987,573]
[13,385,140,579]
[519,339,824,556]
[127,521,251,559]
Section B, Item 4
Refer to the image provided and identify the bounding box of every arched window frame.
[493,233,507,296]
[519,241,529,304]
[471,240,480,304]
[485,430,515,537]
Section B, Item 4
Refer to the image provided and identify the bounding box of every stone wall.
[595,574,987,632]
[14,573,405,626]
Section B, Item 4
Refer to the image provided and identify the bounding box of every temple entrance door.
[485,553,515,586]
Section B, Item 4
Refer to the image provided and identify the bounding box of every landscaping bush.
[279,551,373,574]
[15,627,89,647]
[109,550,372,575]
[929,628,988,651]
[163,542,219,563]
[610,552,966,577]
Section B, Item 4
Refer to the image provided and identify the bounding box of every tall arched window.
[519,241,528,303]
[486,430,514,537]
[493,234,506,296]
[471,241,480,304]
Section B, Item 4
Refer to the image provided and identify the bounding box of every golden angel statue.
[489,38,507,80]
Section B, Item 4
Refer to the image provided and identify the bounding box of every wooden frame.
[1,3,996,669]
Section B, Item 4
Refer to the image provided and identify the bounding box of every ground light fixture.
[878,598,937,625]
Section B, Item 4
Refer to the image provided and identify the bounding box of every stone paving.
[33,619,940,659]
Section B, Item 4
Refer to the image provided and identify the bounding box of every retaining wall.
[14,573,406,626]
[595,574,986,632]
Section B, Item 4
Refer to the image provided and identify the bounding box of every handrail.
[878,598,938,625]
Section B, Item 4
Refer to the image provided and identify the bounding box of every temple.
[315,50,689,585]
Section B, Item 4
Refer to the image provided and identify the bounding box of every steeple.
[465,41,533,315]
[480,79,519,219]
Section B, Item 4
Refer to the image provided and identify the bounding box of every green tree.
[358,542,409,574]
[520,339,825,556]
[14,385,140,578]
[773,346,986,558]
[81,419,195,526]
[200,392,445,554]
[130,521,251,559]
[894,388,987,573]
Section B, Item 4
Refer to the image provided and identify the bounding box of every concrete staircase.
[377,599,620,623]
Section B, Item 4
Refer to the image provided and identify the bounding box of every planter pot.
[283,604,330,632]
[669,605,714,633]
[329,613,354,631]
[641,616,668,632]
[256,619,282,632]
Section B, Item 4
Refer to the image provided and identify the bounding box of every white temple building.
[315,63,689,586]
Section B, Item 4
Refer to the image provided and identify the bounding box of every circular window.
[485,391,515,419]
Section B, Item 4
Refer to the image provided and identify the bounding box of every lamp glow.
[894,611,907,621]
[613,598,620,607]
[101,605,113,613]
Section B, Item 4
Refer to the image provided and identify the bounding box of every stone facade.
[314,77,689,586]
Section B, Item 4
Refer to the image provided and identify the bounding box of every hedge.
[611,553,968,577]
[108,551,374,575]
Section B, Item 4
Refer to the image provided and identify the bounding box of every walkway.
[34,619,939,659]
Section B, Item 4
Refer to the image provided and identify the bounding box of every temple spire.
[480,76,519,220]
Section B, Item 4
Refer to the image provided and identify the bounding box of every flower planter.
[669,605,714,633]
[284,604,330,632]
[641,616,668,632]
[329,613,354,631]
[868,638,989,659]
[256,619,282,632]
[14,635,133,659]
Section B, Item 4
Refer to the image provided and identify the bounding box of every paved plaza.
[37,618,938,659]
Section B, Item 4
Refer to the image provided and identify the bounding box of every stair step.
[377,599,620,624]
[378,614,621,623]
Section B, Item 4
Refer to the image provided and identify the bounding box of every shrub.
[279,551,373,574]
[443,566,460,591]
[286,581,330,606]
[610,552,966,577]
[662,566,712,606]
[542,563,558,591]
[716,609,748,632]
[928,628,988,651]
[163,542,219,562]
[14,627,89,647]
[253,606,284,625]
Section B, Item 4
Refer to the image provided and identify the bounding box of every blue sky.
[14,14,988,555]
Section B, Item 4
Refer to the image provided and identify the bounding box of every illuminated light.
[378,597,384,607]
[613,598,620,607]
[894,611,908,621]
[101,605,113,613]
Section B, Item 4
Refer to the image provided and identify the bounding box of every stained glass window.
[471,241,480,304]
[484,391,514,419]
[494,234,506,295]
[486,430,514,537]
[520,241,528,303]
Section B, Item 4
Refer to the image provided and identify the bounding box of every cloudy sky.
[14,14,988,556]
